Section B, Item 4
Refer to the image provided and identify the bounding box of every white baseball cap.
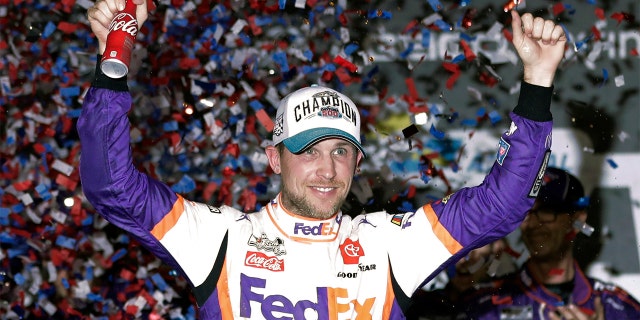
[272,85,366,157]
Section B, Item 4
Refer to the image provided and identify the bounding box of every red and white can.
[100,0,138,78]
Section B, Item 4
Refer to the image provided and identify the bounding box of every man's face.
[520,201,576,262]
[265,138,362,219]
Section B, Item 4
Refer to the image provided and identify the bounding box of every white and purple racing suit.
[78,58,553,319]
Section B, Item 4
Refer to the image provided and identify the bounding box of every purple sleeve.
[431,82,553,250]
[77,85,182,270]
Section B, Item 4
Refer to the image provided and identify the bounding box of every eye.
[304,148,316,155]
[333,147,348,156]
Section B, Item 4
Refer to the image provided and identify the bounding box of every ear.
[265,145,281,174]
[572,209,588,231]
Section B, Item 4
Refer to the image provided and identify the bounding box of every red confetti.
[552,2,565,16]
[460,40,476,61]
[57,21,78,34]
[255,108,274,132]
[405,77,419,99]
[402,20,419,34]
[610,12,634,25]
[594,8,605,20]
[442,62,461,89]
[591,25,601,41]
[333,56,358,73]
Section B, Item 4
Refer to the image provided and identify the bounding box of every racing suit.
[460,260,640,319]
[78,58,553,319]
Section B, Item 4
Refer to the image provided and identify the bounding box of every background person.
[460,167,640,319]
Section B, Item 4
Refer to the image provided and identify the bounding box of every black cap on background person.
[536,167,590,213]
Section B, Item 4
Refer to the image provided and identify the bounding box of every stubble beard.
[281,187,345,219]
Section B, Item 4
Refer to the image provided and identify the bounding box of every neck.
[527,254,575,285]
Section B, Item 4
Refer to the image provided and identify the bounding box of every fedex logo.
[293,222,336,236]
[240,273,375,319]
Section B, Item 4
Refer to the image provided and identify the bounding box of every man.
[460,167,640,319]
[80,0,566,318]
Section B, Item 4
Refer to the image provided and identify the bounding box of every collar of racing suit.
[265,194,343,243]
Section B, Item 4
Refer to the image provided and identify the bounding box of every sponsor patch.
[244,251,284,272]
[441,193,453,204]
[293,222,337,236]
[390,213,405,226]
[207,205,221,214]
[340,238,365,264]
[496,138,510,166]
[506,122,518,136]
[247,233,286,256]
[358,264,376,272]
[528,150,550,197]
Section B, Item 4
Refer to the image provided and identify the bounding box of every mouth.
[312,186,337,193]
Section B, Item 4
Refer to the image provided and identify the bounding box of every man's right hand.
[87,0,148,55]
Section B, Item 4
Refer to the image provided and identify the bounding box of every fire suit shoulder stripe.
[193,231,228,307]
[422,204,462,254]
[217,260,234,319]
[150,195,185,240]
[388,258,410,314]
[382,270,395,318]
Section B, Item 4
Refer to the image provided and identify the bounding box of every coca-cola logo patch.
[245,251,285,272]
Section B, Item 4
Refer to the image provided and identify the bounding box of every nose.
[316,156,337,180]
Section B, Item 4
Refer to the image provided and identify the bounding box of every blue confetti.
[451,54,465,63]
[173,19,189,27]
[255,16,273,26]
[600,68,608,87]
[429,124,445,140]
[0,208,8,226]
[163,120,179,132]
[344,43,359,55]
[422,29,431,49]
[460,118,478,127]
[606,158,618,168]
[488,110,502,124]
[43,21,56,38]
[66,109,82,118]
[87,293,104,302]
[272,51,289,73]
[151,273,168,291]
[249,100,264,111]
[427,0,444,12]
[14,274,25,286]
[55,235,77,250]
[110,248,127,262]
[399,42,415,59]
[171,175,196,193]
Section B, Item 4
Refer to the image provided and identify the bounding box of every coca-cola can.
[100,2,138,78]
